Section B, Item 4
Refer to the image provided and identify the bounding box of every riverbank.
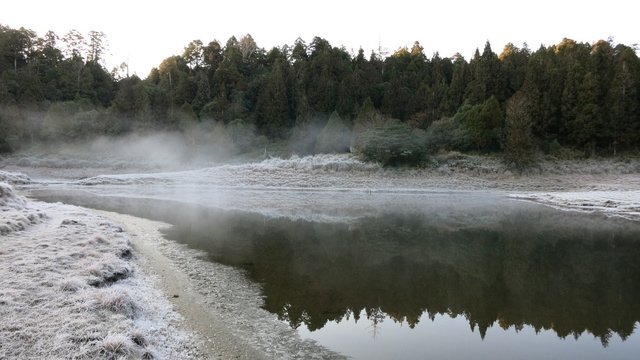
[92,210,344,360]
[3,153,640,192]
[1,176,344,359]
[0,181,207,359]
[1,152,639,358]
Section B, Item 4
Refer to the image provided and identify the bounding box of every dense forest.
[1,24,639,165]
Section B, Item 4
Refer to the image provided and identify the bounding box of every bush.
[227,118,259,153]
[287,118,326,155]
[425,116,472,152]
[355,122,427,166]
[425,98,504,154]
[315,111,352,153]
[41,100,99,140]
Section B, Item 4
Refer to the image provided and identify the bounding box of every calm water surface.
[32,189,640,359]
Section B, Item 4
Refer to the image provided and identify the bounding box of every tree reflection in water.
[31,191,640,346]
[158,202,640,347]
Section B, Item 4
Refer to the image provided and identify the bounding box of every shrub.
[227,118,258,153]
[425,116,472,152]
[355,122,427,166]
[425,98,504,154]
[100,333,136,357]
[315,111,352,153]
[287,118,326,155]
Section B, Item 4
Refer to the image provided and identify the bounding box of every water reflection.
[31,190,640,347]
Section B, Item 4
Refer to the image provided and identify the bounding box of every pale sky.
[3,0,638,77]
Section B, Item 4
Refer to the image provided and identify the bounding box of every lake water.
[31,189,640,359]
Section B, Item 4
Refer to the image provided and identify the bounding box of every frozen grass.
[0,180,205,359]
[76,153,380,187]
[92,287,138,319]
[0,182,46,235]
[67,153,640,193]
[100,333,137,358]
[0,170,32,184]
[120,213,346,360]
[511,191,640,221]
[0,182,27,208]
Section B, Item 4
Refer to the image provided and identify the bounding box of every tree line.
[1,24,639,165]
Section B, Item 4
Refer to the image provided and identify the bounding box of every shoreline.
[0,185,207,359]
[4,153,640,193]
[88,208,345,360]
[3,158,640,358]
[1,182,342,359]
[91,209,268,360]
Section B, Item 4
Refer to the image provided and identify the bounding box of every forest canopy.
[1,24,639,164]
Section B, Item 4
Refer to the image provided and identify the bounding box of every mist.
[0,99,361,176]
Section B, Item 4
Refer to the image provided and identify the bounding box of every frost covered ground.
[511,191,640,220]
[1,153,640,359]
[65,154,640,193]
[2,169,345,359]
[5,152,640,220]
[58,153,640,220]
[0,180,206,359]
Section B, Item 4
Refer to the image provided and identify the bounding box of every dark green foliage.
[425,115,471,153]
[256,53,290,138]
[607,45,640,153]
[425,98,503,153]
[462,96,504,152]
[315,111,351,153]
[355,123,427,166]
[504,92,536,168]
[0,22,639,161]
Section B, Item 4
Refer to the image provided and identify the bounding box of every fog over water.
[30,187,640,360]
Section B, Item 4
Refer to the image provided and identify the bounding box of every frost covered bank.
[67,154,640,220]
[511,191,640,221]
[68,153,640,193]
[0,176,204,359]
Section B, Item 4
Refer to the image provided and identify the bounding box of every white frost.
[0,170,32,185]
[0,181,205,359]
[77,154,382,188]
[511,190,640,220]
[0,182,46,235]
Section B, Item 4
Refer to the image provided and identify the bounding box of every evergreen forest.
[1,24,639,166]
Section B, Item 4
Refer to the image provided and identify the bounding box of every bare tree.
[239,34,257,60]
[87,30,107,63]
[62,29,85,59]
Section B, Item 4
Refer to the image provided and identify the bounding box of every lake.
[31,188,640,359]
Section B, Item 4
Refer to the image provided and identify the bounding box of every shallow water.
[31,189,640,359]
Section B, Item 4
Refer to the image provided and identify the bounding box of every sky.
[2,0,638,77]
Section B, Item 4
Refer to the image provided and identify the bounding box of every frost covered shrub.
[130,329,148,347]
[86,255,132,286]
[100,333,136,357]
[355,123,427,166]
[0,170,31,185]
[0,182,26,208]
[93,288,138,318]
[59,277,87,292]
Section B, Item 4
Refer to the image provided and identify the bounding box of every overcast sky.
[3,0,638,77]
